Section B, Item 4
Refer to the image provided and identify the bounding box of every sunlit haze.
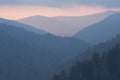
[0,5,119,20]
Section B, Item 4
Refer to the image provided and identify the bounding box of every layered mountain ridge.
[75,12,120,44]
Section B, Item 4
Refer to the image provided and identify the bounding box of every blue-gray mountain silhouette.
[0,19,90,80]
[75,12,120,44]
[0,18,48,35]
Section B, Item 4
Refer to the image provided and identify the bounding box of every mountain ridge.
[0,20,90,80]
[0,18,48,35]
[75,12,120,44]
[18,11,115,36]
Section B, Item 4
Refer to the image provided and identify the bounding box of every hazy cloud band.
[0,0,119,8]
[0,5,111,19]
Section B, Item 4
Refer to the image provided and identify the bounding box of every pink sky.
[0,5,119,20]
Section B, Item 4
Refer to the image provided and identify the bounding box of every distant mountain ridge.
[18,11,115,36]
[75,12,120,44]
[0,18,48,35]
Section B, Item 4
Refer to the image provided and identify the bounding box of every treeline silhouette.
[53,42,120,80]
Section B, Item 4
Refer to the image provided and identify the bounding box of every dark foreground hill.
[0,19,90,80]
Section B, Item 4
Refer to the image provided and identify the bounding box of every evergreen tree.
[53,44,120,80]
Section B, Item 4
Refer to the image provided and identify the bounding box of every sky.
[0,0,120,20]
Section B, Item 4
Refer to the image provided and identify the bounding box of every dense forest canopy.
[53,36,120,80]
